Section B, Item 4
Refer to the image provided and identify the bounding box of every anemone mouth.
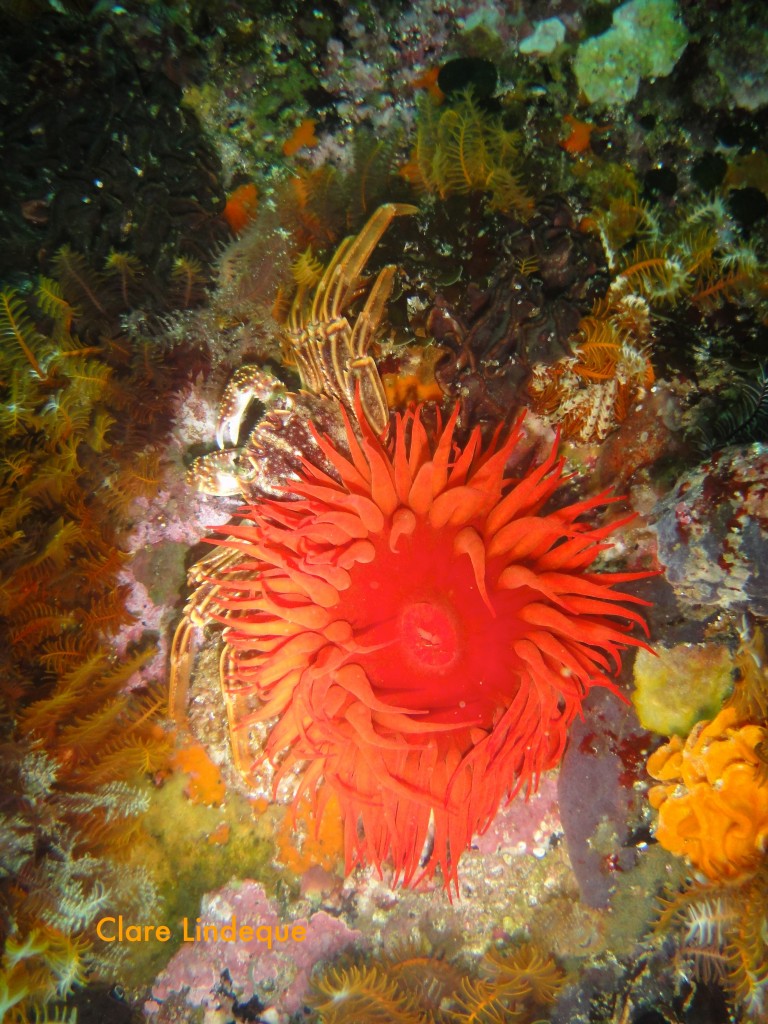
[335,524,493,717]
[398,599,460,673]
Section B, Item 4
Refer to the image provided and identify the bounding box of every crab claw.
[215,365,288,449]
[187,449,257,496]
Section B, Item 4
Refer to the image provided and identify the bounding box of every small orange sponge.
[647,706,768,882]
[171,741,226,807]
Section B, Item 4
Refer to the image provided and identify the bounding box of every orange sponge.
[648,706,768,882]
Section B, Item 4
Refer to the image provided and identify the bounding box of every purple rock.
[557,688,653,908]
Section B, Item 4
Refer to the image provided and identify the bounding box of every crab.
[188,202,418,502]
[171,202,418,746]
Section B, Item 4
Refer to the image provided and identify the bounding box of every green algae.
[120,773,280,986]
[632,642,734,737]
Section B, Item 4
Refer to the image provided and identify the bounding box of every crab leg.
[318,320,352,401]
[221,646,259,783]
[311,236,355,325]
[349,264,397,358]
[324,202,418,320]
[169,547,245,722]
[293,326,326,394]
[288,282,311,333]
[347,355,390,434]
[346,263,399,434]
[169,618,196,723]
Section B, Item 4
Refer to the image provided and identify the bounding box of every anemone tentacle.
[210,403,651,889]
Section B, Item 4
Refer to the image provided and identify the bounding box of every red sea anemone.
[211,404,651,890]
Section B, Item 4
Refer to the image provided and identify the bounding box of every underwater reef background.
[1,0,767,1022]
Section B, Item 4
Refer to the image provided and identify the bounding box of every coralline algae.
[651,445,768,618]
